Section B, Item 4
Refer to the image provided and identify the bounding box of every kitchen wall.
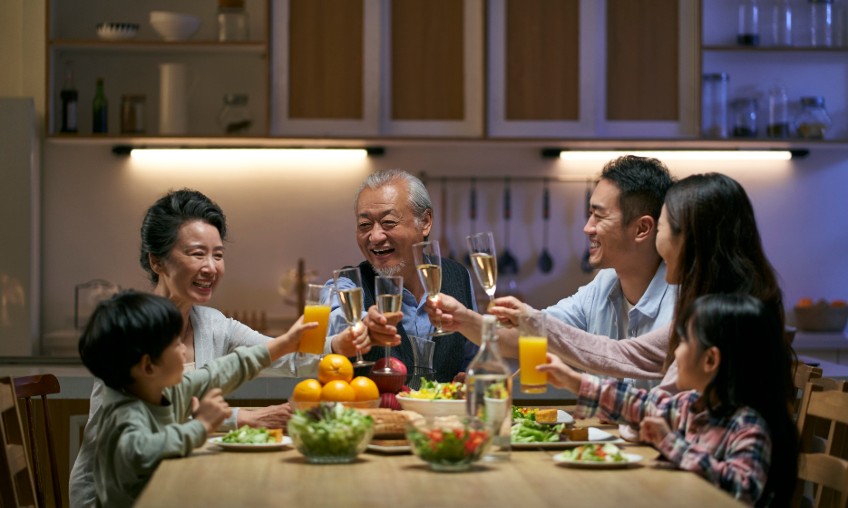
[37,141,848,354]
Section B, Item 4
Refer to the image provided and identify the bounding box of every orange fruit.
[291,379,322,402]
[317,354,354,384]
[831,300,847,308]
[797,297,814,308]
[320,379,356,402]
[349,376,379,402]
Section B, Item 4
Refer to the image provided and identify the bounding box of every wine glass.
[333,266,374,368]
[466,231,498,306]
[412,240,451,337]
[374,275,403,373]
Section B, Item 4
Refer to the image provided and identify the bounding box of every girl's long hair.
[679,294,797,507]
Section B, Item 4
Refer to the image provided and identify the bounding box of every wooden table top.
[135,415,744,508]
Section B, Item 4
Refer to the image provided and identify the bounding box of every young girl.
[539,293,798,507]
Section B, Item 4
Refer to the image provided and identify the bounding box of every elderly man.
[427,155,676,383]
[325,169,478,383]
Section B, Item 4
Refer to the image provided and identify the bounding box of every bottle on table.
[466,314,512,462]
[92,78,108,134]
[738,0,761,46]
[60,61,78,133]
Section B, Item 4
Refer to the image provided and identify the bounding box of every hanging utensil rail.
[420,173,595,185]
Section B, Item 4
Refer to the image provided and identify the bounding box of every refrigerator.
[0,97,41,355]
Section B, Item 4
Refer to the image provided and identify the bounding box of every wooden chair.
[794,381,848,508]
[14,374,62,508]
[0,376,37,507]
[793,362,823,417]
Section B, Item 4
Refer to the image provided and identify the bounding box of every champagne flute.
[466,231,498,306]
[333,266,374,368]
[412,240,451,337]
[374,275,403,373]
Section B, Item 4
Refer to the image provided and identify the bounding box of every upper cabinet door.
[488,0,697,138]
[271,0,382,136]
[381,0,484,137]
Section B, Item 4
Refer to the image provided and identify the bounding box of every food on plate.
[559,443,626,463]
[564,426,588,441]
[513,406,540,421]
[485,381,509,399]
[398,379,466,400]
[511,418,565,443]
[535,408,558,424]
[288,402,373,460]
[358,408,421,437]
[221,425,282,445]
[317,354,354,384]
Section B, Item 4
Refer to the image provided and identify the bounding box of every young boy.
[78,291,314,507]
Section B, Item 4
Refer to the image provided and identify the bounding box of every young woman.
[540,293,798,507]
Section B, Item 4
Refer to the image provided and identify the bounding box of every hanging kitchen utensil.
[439,177,456,259]
[497,177,519,276]
[538,178,554,273]
[580,179,594,273]
[463,179,477,267]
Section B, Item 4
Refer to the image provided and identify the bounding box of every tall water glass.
[518,313,547,393]
[299,284,331,355]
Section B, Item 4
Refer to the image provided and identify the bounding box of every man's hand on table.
[238,402,293,429]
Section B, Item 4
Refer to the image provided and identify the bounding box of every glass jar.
[809,0,834,47]
[218,94,252,135]
[796,95,832,139]
[738,0,761,45]
[120,94,146,134]
[768,0,793,46]
[217,0,249,41]
[732,97,759,137]
[767,83,791,138]
[702,73,729,138]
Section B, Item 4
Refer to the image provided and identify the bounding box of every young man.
[78,291,311,507]
[325,169,478,383]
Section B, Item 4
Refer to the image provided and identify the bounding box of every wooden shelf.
[50,40,267,54]
[702,45,848,53]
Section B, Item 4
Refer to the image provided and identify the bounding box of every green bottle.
[92,78,108,134]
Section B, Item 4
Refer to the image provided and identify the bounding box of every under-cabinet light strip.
[543,149,804,161]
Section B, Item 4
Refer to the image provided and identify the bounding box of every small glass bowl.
[287,403,374,464]
[405,416,491,472]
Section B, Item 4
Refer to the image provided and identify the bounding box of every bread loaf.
[358,408,419,437]
[535,408,558,424]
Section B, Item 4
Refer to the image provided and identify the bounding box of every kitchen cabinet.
[701,0,848,141]
[487,0,698,138]
[46,0,270,137]
[271,0,483,137]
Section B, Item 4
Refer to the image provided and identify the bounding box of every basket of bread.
[793,298,848,332]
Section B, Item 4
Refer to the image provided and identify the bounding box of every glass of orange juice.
[299,284,331,355]
[518,313,547,393]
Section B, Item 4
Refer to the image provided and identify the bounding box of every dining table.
[134,409,745,508]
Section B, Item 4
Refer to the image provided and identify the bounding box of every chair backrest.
[0,376,37,507]
[794,381,848,508]
[793,363,824,416]
[14,374,62,508]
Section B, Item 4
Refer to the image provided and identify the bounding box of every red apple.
[379,392,401,410]
[372,357,407,376]
[369,358,408,394]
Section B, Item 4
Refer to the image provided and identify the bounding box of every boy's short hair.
[78,290,183,390]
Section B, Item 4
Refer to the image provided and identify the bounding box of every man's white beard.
[373,261,405,277]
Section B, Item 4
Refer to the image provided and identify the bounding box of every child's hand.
[193,388,231,433]
[639,416,671,446]
[267,316,318,360]
[331,321,372,356]
[536,353,581,392]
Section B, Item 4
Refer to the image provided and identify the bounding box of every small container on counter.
[737,0,760,46]
[732,97,758,137]
[767,83,791,138]
[120,94,146,134]
[702,73,729,138]
[218,93,252,135]
[795,95,831,139]
[218,0,249,41]
[809,0,834,47]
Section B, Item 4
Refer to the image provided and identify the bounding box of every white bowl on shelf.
[149,11,201,41]
[96,22,139,41]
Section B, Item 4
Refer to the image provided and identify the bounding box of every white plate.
[514,409,574,425]
[512,427,624,449]
[208,436,292,451]
[553,452,643,468]
[367,442,411,454]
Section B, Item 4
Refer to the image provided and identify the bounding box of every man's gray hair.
[355,169,432,221]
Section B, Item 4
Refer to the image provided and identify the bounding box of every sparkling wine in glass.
[412,240,450,337]
[466,231,498,306]
[374,275,403,373]
[333,266,373,368]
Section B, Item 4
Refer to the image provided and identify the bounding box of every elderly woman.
[70,188,365,508]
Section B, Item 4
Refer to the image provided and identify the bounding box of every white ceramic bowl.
[96,22,139,41]
[149,11,200,41]
[396,395,467,418]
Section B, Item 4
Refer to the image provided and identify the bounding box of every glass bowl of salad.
[287,402,374,463]
[396,379,467,418]
[406,416,491,472]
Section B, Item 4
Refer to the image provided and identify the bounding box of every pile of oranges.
[291,354,379,403]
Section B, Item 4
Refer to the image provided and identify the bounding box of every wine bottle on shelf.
[92,78,108,134]
[60,61,78,133]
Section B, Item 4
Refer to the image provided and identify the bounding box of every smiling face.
[355,181,431,284]
[584,179,632,270]
[655,205,684,284]
[151,220,225,312]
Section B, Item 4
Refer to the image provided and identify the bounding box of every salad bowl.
[405,416,491,471]
[287,402,374,463]
[396,396,467,418]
